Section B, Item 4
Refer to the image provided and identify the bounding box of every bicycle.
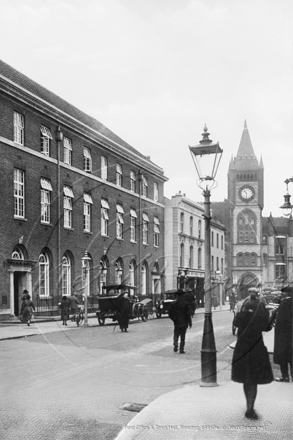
[71,306,84,326]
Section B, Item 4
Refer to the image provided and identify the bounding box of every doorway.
[13,271,27,316]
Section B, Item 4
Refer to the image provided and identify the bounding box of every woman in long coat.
[231,293,274,419]
[60,295,71,326]
[117,294,132,332]
[273,287,293,381]
[21,294,35,326]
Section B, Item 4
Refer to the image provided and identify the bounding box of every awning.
[101,199,109,209]
[130,209,137,218]
[84,193,93,204]
[40,178,52,191]
[102,209,109,220]
[154,224,160,233]
[154,217,160,225]
[40,125,52,139]
[142,213,149,222]
[63,186,74,198]
[117,213,124,224]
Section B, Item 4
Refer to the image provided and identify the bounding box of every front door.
[13,271,28,316]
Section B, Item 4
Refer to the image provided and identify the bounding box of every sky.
[0,0,292,217]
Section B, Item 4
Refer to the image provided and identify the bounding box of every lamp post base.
[200,312,218,387]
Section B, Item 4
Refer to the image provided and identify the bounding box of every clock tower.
[228,121,264,299]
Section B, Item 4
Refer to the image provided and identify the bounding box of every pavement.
[1,305,291,440]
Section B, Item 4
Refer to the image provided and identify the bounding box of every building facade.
[164,192,226,307]
[0,60,167,317]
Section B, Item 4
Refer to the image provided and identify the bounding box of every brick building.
[0,60,167,317]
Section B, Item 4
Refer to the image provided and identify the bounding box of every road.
[0,311,236,440]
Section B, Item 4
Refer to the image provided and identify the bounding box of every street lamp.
[280,178,293,218]
[81,251,91,327]
[189,125,223,387]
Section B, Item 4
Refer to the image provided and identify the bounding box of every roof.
[0,59,158,167]
[229,121,261,171]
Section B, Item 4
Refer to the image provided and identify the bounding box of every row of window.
[13,247,151,297]
[211,231,224,249]
[14,169,161,246]
[180,214,202,239]
[13,112,159,201]
[237,211,257,244]
[236,252,258,266]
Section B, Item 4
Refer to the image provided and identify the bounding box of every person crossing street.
[169,290,192,354]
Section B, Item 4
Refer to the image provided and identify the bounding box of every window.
[101,156,108,180]
[221,235,223,250]
[130,209,137,242]
[83,193,93,232]
[63,186,74,228]
[63,137,72,165]
[142,212,149,245]
[116,204,124,239]
[251,253,257,266]
[14,168,25,218]
[244,253,249,265]
[211,256,214,272]
[198,220,202,239]
[101,198,109,236]
[238,210,257,244]
[190,217,193,236]
[237,253,243,266]
[216,257,219,271]
[83,147,92,173]
[14,112,24,145]
[198,248,202,269]
[141,263,147,295]
[116,164,122,187]
[115,260,123,284]
[154,182,159,202]
[142,175,148,197]
[180,212,184,233]
[216,234,219,248]
[62,255,71,297]
[275,239,285,255]
[211,231,214,246]
[275,264,286,279]
[180,243,184,267]
[129,261,135,287]
[189,246,194,268]
[154,217,160,247]
[40,125,52,155]
[221,258,223,274]
[39,252,49,296]
[130,170,136,192]
[41,178,52,224]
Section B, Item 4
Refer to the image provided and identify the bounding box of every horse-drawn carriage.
[96,284,151,325]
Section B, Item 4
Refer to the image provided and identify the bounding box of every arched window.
[238,210,257,244]
[62,254,71,297]
[141,262,147,295]
[237,253,243,266]
[251,253,257,266]
[180,243,184,267]
[39,252,50,296]
[189,246,194,269]
[190,217,193,236]
[115,259,123,284]
[198,248,202,269]
[99,258,108,294]
[129,261,135,287]
[244,253,249,265]
[198,220,202,239]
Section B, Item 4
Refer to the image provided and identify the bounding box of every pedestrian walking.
[20,293,35,326]
[60,295,71,326]
[116,293,132,332]
[67,293,80,319]
[273,285,293,382]
[231,292,274,420]
[229,289,237,312]
[168,290,192,354]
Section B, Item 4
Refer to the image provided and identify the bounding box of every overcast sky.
[1,0,292,217]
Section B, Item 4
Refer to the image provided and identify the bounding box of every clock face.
[240,186,254,201]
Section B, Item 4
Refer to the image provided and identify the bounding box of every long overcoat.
[273,296,292,365]
[232,302,274,384]
[60,298,71,321]
[117,297,132,330]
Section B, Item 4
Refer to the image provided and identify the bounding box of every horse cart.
[96,284,151,325]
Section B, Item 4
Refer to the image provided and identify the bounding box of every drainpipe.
[56,126,63,297]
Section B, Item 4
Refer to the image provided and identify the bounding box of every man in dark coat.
[273,285,293,382]
[116,294,132,332]
[169,290,192,354]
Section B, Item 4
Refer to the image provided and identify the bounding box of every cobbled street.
[1,311,246,439]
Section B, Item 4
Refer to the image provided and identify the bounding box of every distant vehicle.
[155,290,179,318]
[96,284,149,325]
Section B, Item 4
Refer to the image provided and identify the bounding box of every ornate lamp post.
[81,251,91,327]
[280,178,293,217]
[189,125,223,387]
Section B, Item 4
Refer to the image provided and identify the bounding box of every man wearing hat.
[168,289,192,354]
[273,285,293,382]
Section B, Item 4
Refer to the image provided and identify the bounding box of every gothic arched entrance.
[238,274,259,300]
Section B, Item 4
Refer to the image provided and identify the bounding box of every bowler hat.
[281,285,293,295]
